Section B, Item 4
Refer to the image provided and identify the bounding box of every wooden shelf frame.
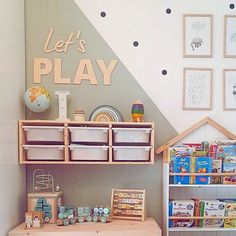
[19,120,155,165]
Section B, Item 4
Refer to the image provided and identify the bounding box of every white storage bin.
[69,145,108,161]
[68,127,109,143]
[113,146,151,161]
[23,145,64,161]
[23,126,64,143]
[113,128,152,144]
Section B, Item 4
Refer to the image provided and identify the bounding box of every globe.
[24,86,50,112]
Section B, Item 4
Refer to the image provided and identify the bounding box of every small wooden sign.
[111,189,146,221]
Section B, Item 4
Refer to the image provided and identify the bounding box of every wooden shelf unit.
[155,117,236,236]
[19,120,154,165]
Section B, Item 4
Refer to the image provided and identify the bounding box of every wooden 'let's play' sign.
[111,189,146,221]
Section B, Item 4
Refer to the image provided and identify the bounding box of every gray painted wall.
[0,0,26,234]
[25,0,177,226]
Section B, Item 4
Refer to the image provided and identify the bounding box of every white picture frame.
[224,15,236,58]
[223,69,236,110]
[183,68,213,110]
[183,14,213,58]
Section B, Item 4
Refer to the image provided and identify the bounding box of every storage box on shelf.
[156,117,236,236]
[19,120,154,164]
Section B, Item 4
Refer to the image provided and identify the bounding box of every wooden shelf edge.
[19,161,154,165]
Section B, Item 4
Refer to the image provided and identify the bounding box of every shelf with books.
[169,216,236,220]
[169,173,236,176]
[169,227,236,232]
[169,184,236,188]
[156,117,236,236]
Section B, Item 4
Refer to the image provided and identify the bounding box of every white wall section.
[75,0,236,133]
[0,0,26,234]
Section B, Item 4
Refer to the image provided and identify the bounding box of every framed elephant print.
[183,14,213,58]
[224,15,236,58]
[223,69,236,110]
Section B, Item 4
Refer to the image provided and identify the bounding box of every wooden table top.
[9,218,162,236]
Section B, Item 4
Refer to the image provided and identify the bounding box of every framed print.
[183,68,213,110]
[223,69,236,110]
[224,15,236,58]
[183,14,213,58]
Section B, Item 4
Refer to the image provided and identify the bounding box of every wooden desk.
[9,218,161,236]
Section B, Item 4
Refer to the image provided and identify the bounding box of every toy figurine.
[25,211,43,229]
[25,212,33,229]
[131,100,144,122]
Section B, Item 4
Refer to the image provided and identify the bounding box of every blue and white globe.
[24,86,50,112]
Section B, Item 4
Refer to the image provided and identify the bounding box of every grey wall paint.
[25,0,177,226]
[0,0,26,234]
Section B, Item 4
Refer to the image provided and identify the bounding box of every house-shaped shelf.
[156,116,236,162]
[155,116,236,236]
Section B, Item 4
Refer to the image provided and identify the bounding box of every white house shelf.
[156,117,236,236]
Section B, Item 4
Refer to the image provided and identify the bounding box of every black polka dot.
[133,41,139,47]
[166,8,172,14]
[230,3,235,9]
[101,11,106,17]
[162,70,167,76]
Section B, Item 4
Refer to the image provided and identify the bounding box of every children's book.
[195,157,212,184]
[193,199,200,227]
[201,141,210,153]
[209,143,218,159]
[223,156,236,184]
[192,151,208,157]
[182,143,202,151]
[173,156,191,184]
[216,145,236,159]
[169,146,194,174]
[200,200,225,227]
[170,200,194,227]
[223,156,236,172]
[216,140,236,146]
[211,159,222,184]
[224,202,236,228]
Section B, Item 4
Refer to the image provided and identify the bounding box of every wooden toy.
[57,206,77,226]
[77,206,111,223]
[131,100,144,122]
[28,192,62,224]
[28,169,63,223]
[32,211,43,228]
[33,169,55,193]
[111,189,146,221]
[25,212,33,228]
[25,211,43,229]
